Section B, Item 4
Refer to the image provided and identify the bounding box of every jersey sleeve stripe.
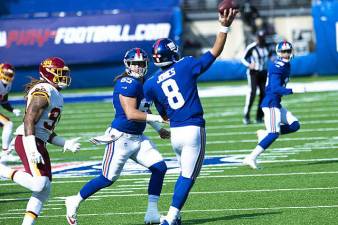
[31,92,50,104]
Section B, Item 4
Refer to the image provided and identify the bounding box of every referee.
[241,30,270,124]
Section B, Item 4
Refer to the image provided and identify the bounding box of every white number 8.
[161,79,185,109]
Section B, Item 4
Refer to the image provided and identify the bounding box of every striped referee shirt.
[241,42,269,71]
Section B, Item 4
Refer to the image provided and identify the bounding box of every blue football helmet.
[124,48,149,78]
[276,41,293,62]
[152,38,180,67]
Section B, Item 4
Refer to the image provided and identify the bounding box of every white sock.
[167,206,180,224]
[147,195,159,211]
[2,122,13,150]
[249,145,265,159]
[0,164,15,179]
[73,193,84,206]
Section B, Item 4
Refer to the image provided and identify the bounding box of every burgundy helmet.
[39,57,71,89]
[0,63,15,84]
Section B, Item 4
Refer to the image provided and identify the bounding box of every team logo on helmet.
[152,38,180,67]
[124,48,149,78]
[0,63,15,84]
[39,57,71,89]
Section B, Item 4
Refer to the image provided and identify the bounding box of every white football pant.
[102,128,163,181]
[170,126,206,180]
[262,107,298,133]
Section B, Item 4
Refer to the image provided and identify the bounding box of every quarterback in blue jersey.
[144,9,238,225]
[243,41,301,169]
[65,48,170,225]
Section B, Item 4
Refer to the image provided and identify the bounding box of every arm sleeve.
[0,94,14,112]
[270,66,293,96]
[191,51,216,77]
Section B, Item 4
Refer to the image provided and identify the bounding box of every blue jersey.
[261,59,293,108]
[111,76,147,135]
[144,51,216,128]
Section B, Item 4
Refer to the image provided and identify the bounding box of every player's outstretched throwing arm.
[210,8,239,58]
[191,8,239,77]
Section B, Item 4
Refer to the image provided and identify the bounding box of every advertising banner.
[0,11,179,66]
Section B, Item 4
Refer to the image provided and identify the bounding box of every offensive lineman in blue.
[243,41,301,169]
[65,48,170,225]
[144,9,238,225]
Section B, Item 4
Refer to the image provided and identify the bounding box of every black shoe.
[243,117,251,125]
[256,118,264,124]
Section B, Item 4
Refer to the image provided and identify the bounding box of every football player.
[65,48,169,225]
[243,41,300,169]
[0,63,21,162]
[143,9,238,225]
[0,57,81,225]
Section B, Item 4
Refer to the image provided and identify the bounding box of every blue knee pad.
[80,175,113,200]
[259,132,279,149]
[148,161,167,196]
[281,121,300,134]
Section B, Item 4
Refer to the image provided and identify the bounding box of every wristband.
[219,26,230,33]
[146,114,163,123]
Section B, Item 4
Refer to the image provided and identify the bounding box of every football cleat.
[144,209,161,224]
[159,216,181,225]
[256,129,268,143]
[65,196,79,225]
[0,150,20,163]
[242,156,259,170]
[242,117,251,125]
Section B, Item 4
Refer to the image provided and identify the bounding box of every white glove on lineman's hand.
[22,135,44,164]
[13,109,21,117]
[146,114,164,123]
[63,137,81,153]
[90,134,119,145]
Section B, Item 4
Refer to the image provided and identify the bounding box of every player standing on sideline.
[241,30,270,125]
[0,63,22,162]
[65,48,169,225]
[144,8,238,225]
[0,57,81,225]
[243,41,300,169]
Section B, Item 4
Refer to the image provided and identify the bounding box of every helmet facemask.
[125,60,148,78]
[123,48,149,79]
[277,49,293,62]
[276,41,293,63]
[45,66,71,89]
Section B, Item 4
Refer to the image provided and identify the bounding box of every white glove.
[89,128,123,145]
[63,137,81,153]
[22,135,44,164]
[146,114,164,123]
[90,134,119,145]
[13,109,21,117]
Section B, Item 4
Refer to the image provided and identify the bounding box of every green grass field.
[1,78,338,225]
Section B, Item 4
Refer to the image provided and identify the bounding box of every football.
[218,0,238,14]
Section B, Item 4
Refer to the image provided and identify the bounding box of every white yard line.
[1,204,337,219]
